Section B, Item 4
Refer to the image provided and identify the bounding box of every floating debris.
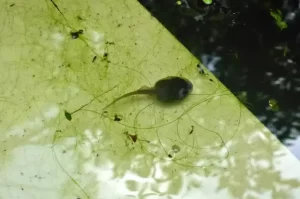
[189,125,194,134]
[103,52,108,59]
[64,110,72,121]
[77,16,84,20]
[114,114,122,121]
[70,29,83,39]
[124,131,137,143]
[92,56,97,63]
[102,111,108,117]
[106,41,115,45]
[269,99,279,111]
[197,63,206,75]
[172,145,180,153]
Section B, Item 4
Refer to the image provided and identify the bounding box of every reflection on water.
[288,137,300,160]
[2,104,300,198]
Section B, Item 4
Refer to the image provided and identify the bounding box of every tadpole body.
[103,76,193,109]
[64,76,193,121]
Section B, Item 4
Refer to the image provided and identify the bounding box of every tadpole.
[65,76,193,122]
[103,76,193,110]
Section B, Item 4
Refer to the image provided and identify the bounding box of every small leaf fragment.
[270,9,288,30]
[203,0,212,5]
[269,99,279,111]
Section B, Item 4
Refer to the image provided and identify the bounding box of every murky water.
[1,0,300,198]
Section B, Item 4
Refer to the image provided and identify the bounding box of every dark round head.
[154,76,193,103]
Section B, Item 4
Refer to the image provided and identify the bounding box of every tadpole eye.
[179,88,189,99]
[182,89,188,95]
[188,82,193,90]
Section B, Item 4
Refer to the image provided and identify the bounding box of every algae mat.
[1,0,300,198]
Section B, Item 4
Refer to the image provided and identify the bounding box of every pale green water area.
[1,0,300,199]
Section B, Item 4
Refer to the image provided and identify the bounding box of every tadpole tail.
[102,88,155,110]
